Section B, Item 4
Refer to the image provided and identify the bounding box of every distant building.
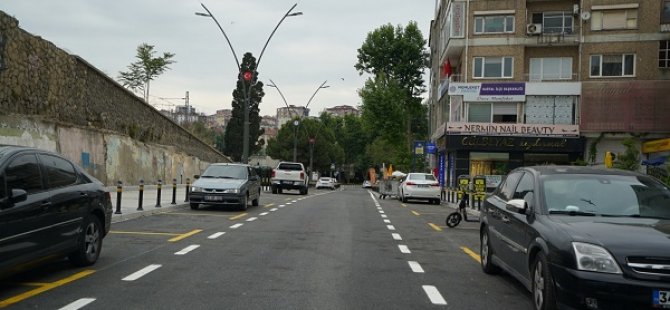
[277,105,309,128]
[324,105,360,117]
[163,104,204,125]
[259,115,278,150]
[207,109,233,133]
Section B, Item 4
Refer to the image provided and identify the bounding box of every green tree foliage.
[223,52,265,162]
[118,43,176,102]
[355,22,428,169]
[613,137,641,171]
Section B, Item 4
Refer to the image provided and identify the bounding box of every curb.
[111,203,188,224]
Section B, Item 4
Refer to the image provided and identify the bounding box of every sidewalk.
[107,184,191,223]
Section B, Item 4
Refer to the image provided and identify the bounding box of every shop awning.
[431,123,446,141]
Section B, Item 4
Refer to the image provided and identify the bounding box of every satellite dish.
[581,11,591,21]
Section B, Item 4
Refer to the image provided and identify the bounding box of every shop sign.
[425,142,437,154]
[447,135,584,152]
[447,122,579,137]
[642,138,670,153]
[413,141,425,155]
[438,153,446,187]
[449,82,525,102]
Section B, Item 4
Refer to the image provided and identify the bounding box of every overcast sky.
[2,1,436,117]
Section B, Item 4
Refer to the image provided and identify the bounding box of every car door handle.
[502,215,510,223]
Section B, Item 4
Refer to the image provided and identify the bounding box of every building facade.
[324,105,361,117]
[429,0,670,189]
[277,105,309,129]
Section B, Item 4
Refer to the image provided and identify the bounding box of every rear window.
[409,174,436,181]
[278,163,303,171]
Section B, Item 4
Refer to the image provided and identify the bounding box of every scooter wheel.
[446,212,462,228]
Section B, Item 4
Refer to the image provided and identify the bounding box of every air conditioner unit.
[526,23,542,35]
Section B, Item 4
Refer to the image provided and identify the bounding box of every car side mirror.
[1,189,28,208]
[506,199,527,215]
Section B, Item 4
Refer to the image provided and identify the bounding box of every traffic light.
[605,151,616,168]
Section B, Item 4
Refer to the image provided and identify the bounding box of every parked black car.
[189,163,261,211]
[480,165,670,310]
[0,145,113,278]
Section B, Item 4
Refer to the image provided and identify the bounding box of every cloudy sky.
[2,1,436,117]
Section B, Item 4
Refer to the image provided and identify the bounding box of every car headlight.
[572,242,622,274]
[191,186,203,192]
[223,188,239,194]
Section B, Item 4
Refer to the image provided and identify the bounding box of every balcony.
[524,27,581,46]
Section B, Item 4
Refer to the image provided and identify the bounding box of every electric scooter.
[445,193,479,228]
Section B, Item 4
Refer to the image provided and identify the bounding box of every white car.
[362,180,372,188]
[316,177,336,190]
[398,173,441,204]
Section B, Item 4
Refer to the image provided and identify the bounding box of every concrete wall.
[0,11,229,185]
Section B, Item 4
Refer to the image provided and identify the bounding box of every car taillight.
[431,183,440,187]
[406,182,416,186]
[272,170,276,178]
[300,172,305,180]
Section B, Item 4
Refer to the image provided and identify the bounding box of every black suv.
[480,166,670,310]
[0,145,112,278]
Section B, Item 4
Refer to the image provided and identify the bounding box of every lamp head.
[195,12,211,17]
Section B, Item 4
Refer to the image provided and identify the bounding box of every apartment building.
[324,105,361,117]
[429,0,670,188]
[277,105,309,129]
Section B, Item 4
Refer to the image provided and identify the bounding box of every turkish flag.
[441,59,453,78]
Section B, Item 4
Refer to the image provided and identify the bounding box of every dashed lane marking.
[246,217,258,222]
[411,211,420,216]
[168,229,203,242]
[58,298,96,310]
[401,204,407,208]
[461,246,481,263]
[230,223,243,229]
[383,219,391,223]
[270,208,278,212]
[122,264,161,281]
[387,225,396,231]
[175,244,200,255]
[422,285,447,305]
[381,214,388,218]
[259,212,269,216]
[408,261,425,273]
[229,213,248,220]
[110,231,180,237]
[428,223,443,232]
[398,245,411,254]
[0,270,95,308]
[208,232,225,239]
[392,233,402,240]
[263,203,275,208]
[161,212,230,217]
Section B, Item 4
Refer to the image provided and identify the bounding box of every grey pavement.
[107,184,191,223]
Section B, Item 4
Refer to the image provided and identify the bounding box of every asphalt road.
[0,186,533,310]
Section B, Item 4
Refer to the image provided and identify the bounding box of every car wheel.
[252,191,259,207]
[445,212,462,228]
[480,228,501,274]
[69,215,102,267]
[532,252,557,310]
[190,203,199,210]
[240,195,248,211]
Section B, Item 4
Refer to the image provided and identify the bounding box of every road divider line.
[208,232,225,239]
[122,264,161,281]
[401,204,407,208]
[168,229,203,242]
[246,217,258,222]
[230,223,244,229]
[175,244,200,255]
[422,285,447,305]
[398,245,411,254]
[392,233,402,240]
[387,225,396,231]
[110,231,180,236]
[161,212,230,217]
[264,203,274,208]
[58,298,96,310]
[461,246,481,263]
[0,270,95,308]
[428,223,443,232]
[408,261,425,273]
[229,213,248,220]
[411,210,420,216]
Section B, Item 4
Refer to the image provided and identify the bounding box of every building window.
[661,41,670,68]
[529,57,573,81]
[531,12,573,34]
[591,9,638,31]
[474,15,515,34]
[590,54,635,77]
[473,57,514,78]
[467,103,518,123]
[663,1,670,24]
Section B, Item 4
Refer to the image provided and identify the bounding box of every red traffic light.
[243,71,252,81]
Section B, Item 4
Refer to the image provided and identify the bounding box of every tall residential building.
[276,105,309,129]
[324,105,361,117]
[430,0,670,188]
[259,115,278,149]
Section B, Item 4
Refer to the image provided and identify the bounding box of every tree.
[118,43,176,102]
[355,22,428,158]
[613,137,641,171]
[223,52,264,162]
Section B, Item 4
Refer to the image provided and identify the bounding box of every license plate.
[281,181,291,184]
[653,290,670,307]
[205,195,223,201]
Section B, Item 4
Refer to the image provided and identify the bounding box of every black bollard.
[156,179,162,208]
[137,179,144,211]
[115,180,123,214]
[184,178,190,202]
[171,178,177,205]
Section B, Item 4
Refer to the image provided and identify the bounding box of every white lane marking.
[377,207,382,210]
[379,211,385,214]
[387,225,396,231]
[292,200,298,203]
[279,205,286,208]
[286,203,292,205]
[122,264,162,281]
[208,232,226,239]
[422,285,448,305]
[381,214,388,218]
[260,212,269,216]
[175,244,200,255]
[246,217,258,222]
[408,261,425,273]
[59,298,96,310]
[398,245,411,254]
[270,208,278,212]
[230,223,243,229]
[392,233,402,240]
[383,219,391,223]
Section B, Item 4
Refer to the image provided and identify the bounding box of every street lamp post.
[267,79,329,164]
[196,3,302,164]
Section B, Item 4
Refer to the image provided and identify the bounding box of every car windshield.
[542,174,670,219]
[201,165,247,179]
